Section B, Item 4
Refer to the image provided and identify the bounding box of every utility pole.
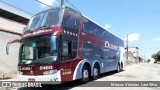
[126,34,129,61]
[61,0,65,8]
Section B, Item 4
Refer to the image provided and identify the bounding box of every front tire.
[81,65,89,83]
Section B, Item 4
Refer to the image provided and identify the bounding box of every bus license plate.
[28,78,35,82]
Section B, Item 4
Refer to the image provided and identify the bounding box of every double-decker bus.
[6,7,125,84]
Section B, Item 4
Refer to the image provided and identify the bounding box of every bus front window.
[26,8,63,31]
[20,35,57,65]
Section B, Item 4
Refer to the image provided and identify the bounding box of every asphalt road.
[1,63,160,90]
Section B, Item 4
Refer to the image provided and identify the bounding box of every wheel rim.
[94,68,98,77]
[83,70,89,79]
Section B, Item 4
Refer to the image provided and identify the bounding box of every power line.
[66,0,81,13]
[35,0,54,9]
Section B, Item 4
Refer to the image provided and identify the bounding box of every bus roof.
[31,7,123,42]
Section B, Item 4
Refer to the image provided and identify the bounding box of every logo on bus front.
[30,71,33,75]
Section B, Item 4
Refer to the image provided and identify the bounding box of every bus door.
[60,39,74,82]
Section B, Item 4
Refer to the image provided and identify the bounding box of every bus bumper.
[17,71,61,84]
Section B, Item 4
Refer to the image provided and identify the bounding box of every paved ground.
[1,63,160,90]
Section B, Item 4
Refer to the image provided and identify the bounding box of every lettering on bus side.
[105,41,119,51]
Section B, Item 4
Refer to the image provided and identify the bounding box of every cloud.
[124,33,140,43]
[38,0,58,8]
[104,24,111,29]
[153,37,160,41]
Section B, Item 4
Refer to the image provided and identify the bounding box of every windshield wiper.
[35,25,51,30]
[25,29,34,33]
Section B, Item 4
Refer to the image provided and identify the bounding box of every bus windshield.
[19,35,57,65]
[26,8,63,31]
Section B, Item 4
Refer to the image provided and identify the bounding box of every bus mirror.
[6,39,21,55]
[50,36,57,51]
[23,27,26,33]
[6,44,10,55]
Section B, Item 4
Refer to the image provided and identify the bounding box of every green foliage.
[126,60,133,66]
[152,51,160,62]
[147,59,151,63]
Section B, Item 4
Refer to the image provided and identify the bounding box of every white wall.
[0,16,25,78]
[0,16,26,34]
[0,31,21,78]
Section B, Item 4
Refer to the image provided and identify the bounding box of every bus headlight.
[43,70,57,75]
[18,71,23,75]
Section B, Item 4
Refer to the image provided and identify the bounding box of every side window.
[82,17,94,35]
[103,48,110,59]
[104,48,118,61]
[82,43,95,59]
[82,17,106,40]
[95,47,104,60]
[62,40,69,56]
[61,40,77,61]
[63,10,80,30]
[93,25,100,37]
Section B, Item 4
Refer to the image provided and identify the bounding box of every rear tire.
[81,65,89,83]
[120,63,123,71]
[93,64,99,80]
[116,63,120,73]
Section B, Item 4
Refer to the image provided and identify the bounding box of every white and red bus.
[6,7,125,84]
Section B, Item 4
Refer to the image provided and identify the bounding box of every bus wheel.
[93,64,99,80]
[81,65,89,83]
[120,63,123,71]
[116,63,120,73]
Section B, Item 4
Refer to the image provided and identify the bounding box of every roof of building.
[0,1,33,24]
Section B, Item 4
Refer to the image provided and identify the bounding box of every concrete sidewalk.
[0,78,17,81]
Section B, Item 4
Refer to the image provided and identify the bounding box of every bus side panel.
[72,59,115,80]
[72,59,91,80]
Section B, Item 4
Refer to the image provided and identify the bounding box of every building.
[0,1,33,78]
[126,47,140,63]
[126,51,136,63]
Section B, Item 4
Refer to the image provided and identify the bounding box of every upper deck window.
[26,8,63,31]
[63,9,81,30]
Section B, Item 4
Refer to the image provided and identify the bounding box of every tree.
[152,53,157,59]
[147,59,151,63]
[152,51,160,62]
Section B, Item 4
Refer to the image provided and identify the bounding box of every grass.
[125,60,133,66]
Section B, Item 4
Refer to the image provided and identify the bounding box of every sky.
[2,0,160,62]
